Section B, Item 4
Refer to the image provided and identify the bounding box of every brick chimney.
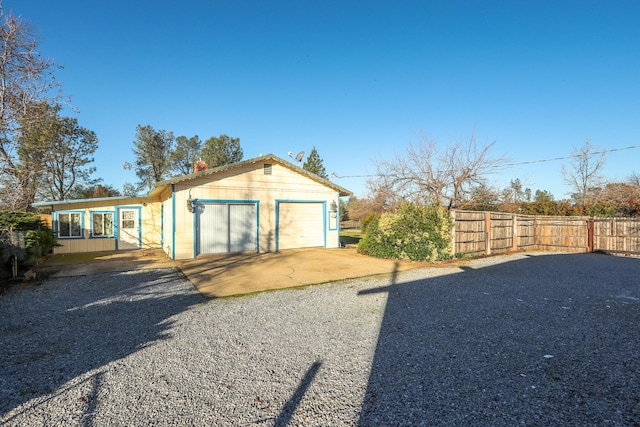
[194,160,208,173]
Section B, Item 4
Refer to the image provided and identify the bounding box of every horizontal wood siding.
[50,199,160,255]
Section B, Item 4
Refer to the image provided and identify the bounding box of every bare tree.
[561,138,607,210]
[0,3,66,210]
[628,172,640,188]
[372,130,506,209]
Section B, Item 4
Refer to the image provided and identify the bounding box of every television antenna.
[288,150,305,162]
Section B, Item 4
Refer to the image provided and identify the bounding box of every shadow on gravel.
[274,360,322,427]
[358,253,640,426]
[0,269,204,421]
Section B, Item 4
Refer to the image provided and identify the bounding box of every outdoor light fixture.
[330,200,338,211]
[187,196,195,213]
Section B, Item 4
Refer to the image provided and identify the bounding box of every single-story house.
[33,154,351,260]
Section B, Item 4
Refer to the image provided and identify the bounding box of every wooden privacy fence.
[452,210,640,256]
[592,217,640,254]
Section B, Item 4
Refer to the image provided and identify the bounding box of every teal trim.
[197,199,260,204]
[160,203,164,248]
[323,205,327,247]
[337,194,342,246]
[274,200,327,252]
[115,206,142,250]
[256,201,260,252]
[192,198,198,258]
[275,201,280,251]
[328,211,338,231]
[32,195,140,207]
[171,185,176,260]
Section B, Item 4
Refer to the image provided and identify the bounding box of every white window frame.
[57,211,84,239]
[91,211,115,238]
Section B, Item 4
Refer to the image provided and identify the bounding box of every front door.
[118,208,140,250]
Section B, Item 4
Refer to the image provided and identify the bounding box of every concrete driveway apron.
[175,247,427,298]
[38,248,427,298]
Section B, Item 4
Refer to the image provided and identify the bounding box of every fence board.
[452,211,596,256]
[453,211,487,255]
[593,218,640,254]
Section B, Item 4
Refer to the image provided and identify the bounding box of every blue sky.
[6,0,640,199]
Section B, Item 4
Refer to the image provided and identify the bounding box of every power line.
[331,145,640,179]
[503,144,640,167]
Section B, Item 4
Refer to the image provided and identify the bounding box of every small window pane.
[59,213,70,236]
[71,214,81,237]
[104,213,114,235]
[93,213,104,236]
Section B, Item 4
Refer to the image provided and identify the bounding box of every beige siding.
[46,160,346,259]
[51,198,161,255]
[169,163,341,259]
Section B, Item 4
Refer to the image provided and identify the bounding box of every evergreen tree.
[303,146,328,179]
[201,134,243,168]
[170,135,202,175]
[132,125,174,190]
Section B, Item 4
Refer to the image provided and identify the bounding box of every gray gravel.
[1,252,639,426]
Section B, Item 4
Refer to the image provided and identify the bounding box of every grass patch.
[40,251,115,266]
[340,230,363,245]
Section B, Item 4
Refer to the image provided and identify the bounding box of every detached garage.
[150,154,351,260]
[33,154,350,260]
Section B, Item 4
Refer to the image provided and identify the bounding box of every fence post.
[485,211,491,256]
[588,218,594,253]
[611,218,616,252]
[450,210,457,258]
[512,214,518,252]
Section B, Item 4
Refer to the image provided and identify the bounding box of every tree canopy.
[372,130,507,210]
[132,124,174,190]
[0,5,69,210]
[200,134,243,168]
[170,134,202,175]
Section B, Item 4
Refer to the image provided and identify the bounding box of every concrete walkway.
[37,247,428,298]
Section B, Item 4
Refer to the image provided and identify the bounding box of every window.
[121,210,135,229]
[58,212,83,238]
[92,212,114,237]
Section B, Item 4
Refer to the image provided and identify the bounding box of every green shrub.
[361,213,380,234]
[357,202,453,261]
[0,212,57,267]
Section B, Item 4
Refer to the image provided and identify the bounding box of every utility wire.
[331,145,640,179]
[503,144,640,167]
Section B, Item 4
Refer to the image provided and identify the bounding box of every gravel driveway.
[1,252,639,426]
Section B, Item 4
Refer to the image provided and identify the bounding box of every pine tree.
[303,146,327,179]
[201,134,243,168]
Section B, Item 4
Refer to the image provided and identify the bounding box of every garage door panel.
[278,202,324,250]
[229,204,257,253]
[198,203,257,255]
[198,204,228,254]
